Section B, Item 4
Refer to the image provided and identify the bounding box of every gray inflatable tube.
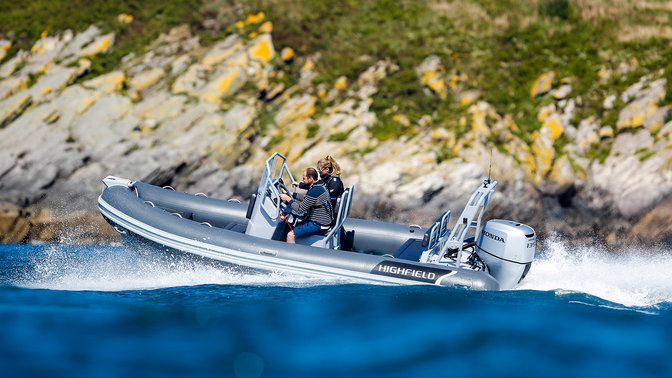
[98,181,500,290]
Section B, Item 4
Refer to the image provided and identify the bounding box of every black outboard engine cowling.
[475,219,535,290]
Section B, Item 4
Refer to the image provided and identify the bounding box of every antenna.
[487,148,493,185]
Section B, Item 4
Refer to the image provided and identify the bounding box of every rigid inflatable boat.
[98,153,535,290]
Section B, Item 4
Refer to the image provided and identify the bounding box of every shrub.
[539,0,572,20]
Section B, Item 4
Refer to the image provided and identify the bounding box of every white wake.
[17,238,672,307]
[517,236,672,307]
[18,244,334,292]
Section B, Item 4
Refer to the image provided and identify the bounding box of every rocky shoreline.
[1,17,671,248]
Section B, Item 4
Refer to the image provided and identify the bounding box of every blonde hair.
[318,155,342,176]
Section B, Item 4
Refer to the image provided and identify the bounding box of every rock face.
[1,18,671,248]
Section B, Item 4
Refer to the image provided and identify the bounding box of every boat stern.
[476,219,535,290]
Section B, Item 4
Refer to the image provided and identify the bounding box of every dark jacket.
[288,181,333,226]
[321,173,344,210]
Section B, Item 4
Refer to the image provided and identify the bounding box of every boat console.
[244,153,354,249]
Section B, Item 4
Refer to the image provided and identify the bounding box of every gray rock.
[134,92,188,122]
[0,140,87,205]
[551,84,572,99]
[20,36,68,76]
[644,106,669,131]
[0,75,28,101]
[42,162,107,212]
[57,25,102,64]
[590,129,672,218]
[183,164,258,201]
[152,101,216,140]
[201,34,243,66]
[28,65,80,103]
[575,118,600,154]
[79,33,115,58]
[603,94,616,109]
[172,63,208,95]
[107,146,188,188]
[0,154,16,179]
[0,51,26,79]
[222,103,255,134]
[620,80,644,103]
[0,92,32,129]
[0,98,60,153]
[50,85,101,129]
[69,93,133,149]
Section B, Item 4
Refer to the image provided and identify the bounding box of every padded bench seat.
[393,238,425,262]
[224,222,248,233]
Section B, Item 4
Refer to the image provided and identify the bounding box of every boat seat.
[393,238,425,261]
[394,213,449,261]
[296,186,354,249]
[224,222,247,233]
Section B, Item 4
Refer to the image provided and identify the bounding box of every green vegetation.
[638,150,656,162]
[26,72,45,88]
[0,0,207,80]
[585,141,613,164]
[306,123,320,139]
[538,0,572,20]
[241,0,672,145]
[328,129,354,142]
[635,147,656,162]
[2,0,671,158]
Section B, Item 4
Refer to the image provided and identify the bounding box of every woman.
[293,155,345,212]
[316,155,344,210]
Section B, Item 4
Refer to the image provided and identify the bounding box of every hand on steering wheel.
[278,182,289,195]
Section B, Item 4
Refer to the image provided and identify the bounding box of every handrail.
[256,152,296,221]
[422,211,450,248]
[419,180,497,266]
[324,185,354,249]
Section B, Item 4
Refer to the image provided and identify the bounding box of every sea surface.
[2,238,672,378]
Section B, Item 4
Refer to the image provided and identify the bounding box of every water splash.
[517,235,672,307]
[16,244,335,292]
[13,234,672,308]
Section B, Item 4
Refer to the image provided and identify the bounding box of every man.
[279,168,333,243]
[292,156,344,217]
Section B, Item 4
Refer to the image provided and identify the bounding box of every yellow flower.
[334,76,347,90]
[281,47,294,62]
[245,12,265,24]
[259,21,273,33]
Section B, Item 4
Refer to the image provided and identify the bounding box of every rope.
[279,208,294,232]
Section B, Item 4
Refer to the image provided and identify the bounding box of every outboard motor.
[475,219,535,290]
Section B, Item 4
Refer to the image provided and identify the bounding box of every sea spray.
[15,244,338,292]
[9,235,672,308]
[518,235,672,307]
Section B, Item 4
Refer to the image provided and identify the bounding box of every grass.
[638,150,656,162]
[0,0,208,79]
[328,129,354,142]
[26,72,45,88]
[585,141,613,164]
[306,123,319,138]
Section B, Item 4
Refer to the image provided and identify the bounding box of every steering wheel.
[277,181,290,196]
[266,178,296,207]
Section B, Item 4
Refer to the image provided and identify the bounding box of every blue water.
[2,241,672,378]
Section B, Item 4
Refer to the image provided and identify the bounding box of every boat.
[97,152,535,290]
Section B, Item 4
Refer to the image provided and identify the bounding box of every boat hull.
[98,183,500,290]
